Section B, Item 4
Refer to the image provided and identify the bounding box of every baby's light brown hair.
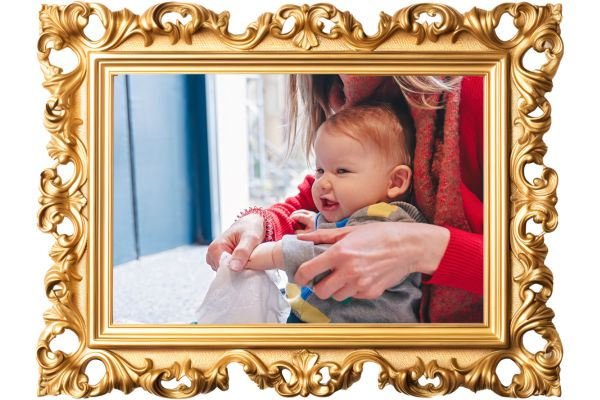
[315,103,415,167]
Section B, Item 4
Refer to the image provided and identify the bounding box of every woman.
[206,74,483,323]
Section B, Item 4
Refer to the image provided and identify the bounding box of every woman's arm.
[420,226,484,323]
[292,222,483,323]
[424,226,483,296]
[293,222,450,300]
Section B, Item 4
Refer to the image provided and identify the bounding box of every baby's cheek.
[310,188,321,210]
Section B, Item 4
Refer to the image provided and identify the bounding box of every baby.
[242,103,427,323]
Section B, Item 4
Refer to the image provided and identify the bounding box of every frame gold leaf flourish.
[37,2,563,397]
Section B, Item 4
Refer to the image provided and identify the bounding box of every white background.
[1,0,597,399]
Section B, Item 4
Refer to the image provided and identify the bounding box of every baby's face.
[311,127,396,222]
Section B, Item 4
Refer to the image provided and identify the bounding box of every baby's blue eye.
[315,168,324,175]
[337,168,349,174]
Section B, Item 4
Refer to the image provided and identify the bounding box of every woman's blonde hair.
[285,75,461,160]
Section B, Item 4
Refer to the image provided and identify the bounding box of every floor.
[113,245,215,324]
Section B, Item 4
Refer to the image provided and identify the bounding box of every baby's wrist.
[270,241,284,267]
[245,241,283,270]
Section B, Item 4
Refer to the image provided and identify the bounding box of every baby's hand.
[290,210,317,233]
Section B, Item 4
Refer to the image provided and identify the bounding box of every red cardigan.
[263,76,484,322]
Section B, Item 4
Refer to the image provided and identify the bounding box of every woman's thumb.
[230,233,261,271]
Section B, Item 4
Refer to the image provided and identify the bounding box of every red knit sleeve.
[425,227,483,296]
[263,174,317,240]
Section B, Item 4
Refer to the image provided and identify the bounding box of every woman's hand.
[294,222,450,301]
[290,209,317,233]
[205,214,265,272]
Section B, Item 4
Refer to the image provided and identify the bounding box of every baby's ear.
[387,165,412,199]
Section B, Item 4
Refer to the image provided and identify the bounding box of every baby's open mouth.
[320,198,339,211]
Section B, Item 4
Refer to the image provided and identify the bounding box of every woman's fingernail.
[229,260,242,271]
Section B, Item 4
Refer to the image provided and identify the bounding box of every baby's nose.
[319,178,332,191]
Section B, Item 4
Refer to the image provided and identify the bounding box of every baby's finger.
[293,209,315,216]
[291,213,313,225]
[290,210,307,219]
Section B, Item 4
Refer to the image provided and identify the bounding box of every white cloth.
[195,252,290,323]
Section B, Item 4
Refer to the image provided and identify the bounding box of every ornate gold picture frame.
[37,2,563,397]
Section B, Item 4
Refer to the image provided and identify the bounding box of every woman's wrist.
[412,223,450,275]
[236,207,272,242]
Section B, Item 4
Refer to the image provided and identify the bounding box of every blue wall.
[113,74,211,266]
[113,76,137,263]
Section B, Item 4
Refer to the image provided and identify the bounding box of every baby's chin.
[318,209,352,224]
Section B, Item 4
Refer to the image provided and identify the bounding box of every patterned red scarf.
[328,75,471,232]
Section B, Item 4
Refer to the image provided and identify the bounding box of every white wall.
[211,74,250,232]
[1,1,597,399]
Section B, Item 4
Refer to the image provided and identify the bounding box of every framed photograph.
[37,1,563,397]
